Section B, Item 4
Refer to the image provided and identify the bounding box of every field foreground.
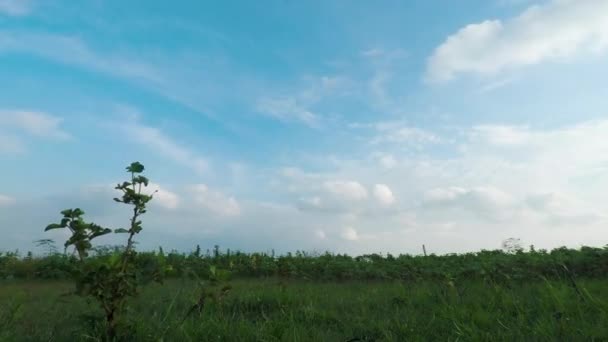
[1,278,608,341]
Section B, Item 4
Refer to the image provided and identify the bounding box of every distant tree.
[502,238,524,253]
[34,238,58,256]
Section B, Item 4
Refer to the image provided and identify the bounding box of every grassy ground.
[2,278,608,341]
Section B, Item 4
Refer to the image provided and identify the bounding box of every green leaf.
[45,223,64,231]
[90,228,112,239]
[127,162,145,173]
[133,176,149,186]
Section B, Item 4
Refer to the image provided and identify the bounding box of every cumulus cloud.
[377,153,397,169]
[191,184,240,217]
[423,186,517,220]
[373,184,395,205]
[426,0,608,82]
[84,182,179,211]
[341,226,359,241]
[146,183,180,210]
[4,116,608,255]
[323,180,368,201]
[315,229,327,240]
[525,192,603,225]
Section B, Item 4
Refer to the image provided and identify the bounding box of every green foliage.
[45,209,112,261]
[5,244,608,283]
[43,162,158,340]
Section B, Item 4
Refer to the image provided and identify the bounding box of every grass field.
[2,278,608,341]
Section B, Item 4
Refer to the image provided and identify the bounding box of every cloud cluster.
[427,0,608,82]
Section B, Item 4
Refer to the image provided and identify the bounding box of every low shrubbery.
[3,244,608,283]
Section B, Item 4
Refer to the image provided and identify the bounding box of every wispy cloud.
[256,97,320,127]
[0,110,70,154]
[0,194,15,206]
[120,116,209,175]
[0,134,24,154]
[0,110,70,140]
[255,75,351,128]
[0,0,32,16]
[426,0,608,82]
[0,31,162,83]
[351,120,440,147]
[0,31,229,121]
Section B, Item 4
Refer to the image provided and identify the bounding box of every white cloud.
[420,186,527,223]
[0,32,162,83]
[341,226,359,241]
[0,194,15,206]
[377,153,397,169]
[256,97,319,127]
[121,116,208,175]
[373,184,395,205]
[469,125,532,146]
[372,126,440,145]
[0,0,31,16]
[256,75,351,127]
[0,134,24,154]
[358,121,440,146]
[5,113,608,254]
[426,0,608,82]
[146,183,180,210]
[323,180,368,201]
[191,184,240,217]
[84,182,179,211]
[0,110,70,139]
[0,31,233,119]
[315,229,326,240]
[424,186,515,211]
[273,118,608,253]
[525,192,602,225]
[0,110,70,154]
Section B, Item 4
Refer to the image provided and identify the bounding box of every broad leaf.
[127,162,144,173]
[45,223,64,231]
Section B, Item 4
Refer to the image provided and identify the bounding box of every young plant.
[45,162,157,340]
[181,265,232,324]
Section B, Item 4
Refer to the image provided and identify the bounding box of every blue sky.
[1,0,608,255]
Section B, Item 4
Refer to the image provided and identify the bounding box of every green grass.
[2,278,608,341]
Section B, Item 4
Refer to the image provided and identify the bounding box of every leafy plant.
[45,162,158,340]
